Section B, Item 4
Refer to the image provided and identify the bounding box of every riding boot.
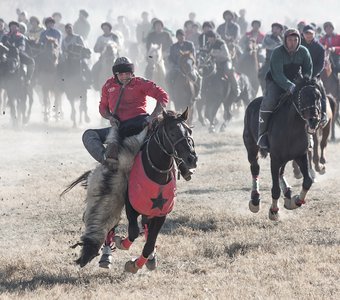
[104,142,119,171]
[257,110,271,149]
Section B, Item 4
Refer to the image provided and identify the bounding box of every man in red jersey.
[82,56,169,170]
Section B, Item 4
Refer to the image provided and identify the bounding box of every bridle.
[145,119,195,174]
[295,85,321,121]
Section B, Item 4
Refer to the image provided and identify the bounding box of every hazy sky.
[1,0,339,33]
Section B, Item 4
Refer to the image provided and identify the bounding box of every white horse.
[145,43,167,90]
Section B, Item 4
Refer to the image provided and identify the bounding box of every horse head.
[102,41,118,60]
[153,108,197,179]
[178,51,196,75]
[295,77,322,134]
[147,43,163,64]
[197,49,215,77]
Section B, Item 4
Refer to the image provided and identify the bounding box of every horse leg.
[42,89,50,122]
[69,98,77,128]
[269,159,281,221]
[125,216,166,273]
[312,132,323,175]
[114,199,140,251]
[285,154,312,210]
[279,163,292,202]
[292,160,302,179]
[80,92,90,124]
[320,123,330,167]
[98,227,115,269]
[247,147,261,213]
[24,85,33,124]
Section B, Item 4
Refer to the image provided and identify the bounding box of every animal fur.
[81,127,147,249]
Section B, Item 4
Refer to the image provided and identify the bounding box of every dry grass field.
[0,105,339,300]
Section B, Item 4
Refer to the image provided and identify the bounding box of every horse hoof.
[145,254,157,271]
[124,260,139,274]
[220,123,227,132]
[284,195,304,210]
[114,236,129,250]
[99,245,113,269]
[249,199,260,213]
[268,207,279,221]
[318,165,326,175]
[208,125,215,133]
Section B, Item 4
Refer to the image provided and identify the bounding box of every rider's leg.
[257,79,283,149]
[82,127,111,164]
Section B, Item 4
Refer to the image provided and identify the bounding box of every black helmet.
[112,57,134,74]
[8,21,20,28]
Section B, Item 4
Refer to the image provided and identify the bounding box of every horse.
[320,49,340,141]
[92,42,119,91]
[145,43,167,90]
[35,37,63,122]
[236,38,262,98]
[62,108,197,272]
[170,51,200,125]
[0,44,28,128]
[59,44,91,127]
[243,77,322,221]
[196,49,233,133]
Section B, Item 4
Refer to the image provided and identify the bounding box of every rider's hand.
[108,116,119,127]
[288,84,296,95]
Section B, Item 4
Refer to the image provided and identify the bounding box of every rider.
[198,21,215,50]
[257,29,313,150]
[82,57,169,170]
[216,10,240,44]
[39,17,62,49]
[61,23,86,59]
[301,24,328,126]
[1,21,35,84]
[145,19,173,58]
[205,30,240,99]
[239,20,264,51]
[73,9,91,41]
[319,21,340,76]
[93,22,120,54]
[258,22,284,92]
[167,29,201,99]
[27,16,44,44]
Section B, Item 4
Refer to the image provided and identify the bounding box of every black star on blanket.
[151,192,168,210]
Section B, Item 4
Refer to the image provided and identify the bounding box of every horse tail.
[60,170,91,197]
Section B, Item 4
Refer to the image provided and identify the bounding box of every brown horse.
[320,49,340,141]
[171,51,200,125]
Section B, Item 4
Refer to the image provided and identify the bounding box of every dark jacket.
[169,40,195,66]
[301,38,325,77]
[268,44,313,91]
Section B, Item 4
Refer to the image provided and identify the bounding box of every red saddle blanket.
[128,152,177,217]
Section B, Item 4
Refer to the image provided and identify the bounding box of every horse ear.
[180,107,189,121]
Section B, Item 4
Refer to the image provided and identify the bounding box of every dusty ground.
[0,97,339,300]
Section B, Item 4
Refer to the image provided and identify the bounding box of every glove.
[288,84,296,95]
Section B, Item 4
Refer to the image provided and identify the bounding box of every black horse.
[59,44,91,127]
[197,49,232,133]
[0,44,27,127]
[62,109,197,272]
[35,37,62,122]
[243,78,322,220]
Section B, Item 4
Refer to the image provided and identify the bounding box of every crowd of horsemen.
[0,8,339,137]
